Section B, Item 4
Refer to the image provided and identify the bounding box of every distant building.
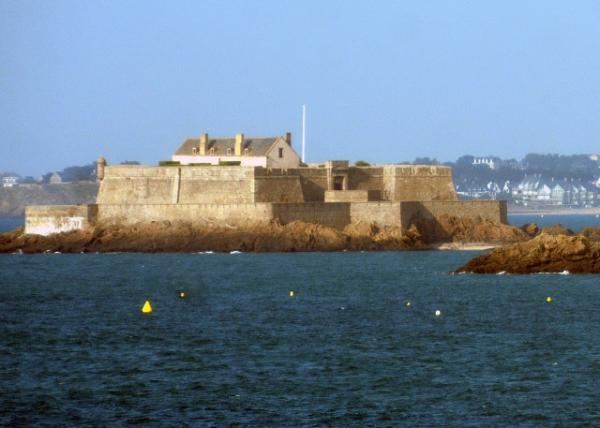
[2,176,19,188]
[172,132,301,168]
[472,157,496,169]
[512,175,596,207]
[49,172,62,184]
[456,180,504,200]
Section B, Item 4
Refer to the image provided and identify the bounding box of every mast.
[301,104,306,163]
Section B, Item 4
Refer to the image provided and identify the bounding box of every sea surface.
[2,216,600,426]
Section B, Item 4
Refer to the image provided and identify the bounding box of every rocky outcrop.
[455,234,600,274]
[0,220,424,253]
[0,216,526,253]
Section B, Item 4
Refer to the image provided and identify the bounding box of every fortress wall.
[349,202,402,227]
[253,176,305,203]
[271,202,351,229]
[178,167,255,204]
[399,200,507,229]
[96,203,274,226]
[384,165,458,201]
[296,169,329,201]
[97,165,257,205]
[348,167,385,199]
[25,205,94,236]
[97,165,179,204]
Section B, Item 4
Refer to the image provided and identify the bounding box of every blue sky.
[1,1,600,176]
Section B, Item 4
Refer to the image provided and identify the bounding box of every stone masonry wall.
[270,202,351,229]
[96,203,274,226]
[25,205,94,236]
[384,166,458,202]
[399,200,508,229]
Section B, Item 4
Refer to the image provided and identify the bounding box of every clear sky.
[1,1,599,176]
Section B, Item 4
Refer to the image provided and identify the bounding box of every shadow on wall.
[402,201,509,243]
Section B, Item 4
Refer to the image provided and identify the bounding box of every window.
[192,147,197,155]
[227,148,233,156]
[210,147,215,155]
[278,147,284,158]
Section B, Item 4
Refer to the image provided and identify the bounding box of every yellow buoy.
[546,296,553,303]
[289,290,294,297]
[179,291,186,299]
[141,300,153,313]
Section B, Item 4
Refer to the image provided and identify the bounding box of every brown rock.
[455,234,600,274]
[521,223,539,237]
[540,224,574,236]
[0,215,526,253]
[580,227,600,241]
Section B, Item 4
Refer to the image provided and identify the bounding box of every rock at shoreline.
[456,234,600,274]
[0,221,422,253]
[0,216,526,253]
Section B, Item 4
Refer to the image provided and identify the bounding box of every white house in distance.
[472,157,497,169]
[172,132,301,168]
[2,176,19,187]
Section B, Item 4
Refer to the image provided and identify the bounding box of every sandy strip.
[434,242,498,251]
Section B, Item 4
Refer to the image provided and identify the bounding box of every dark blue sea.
[2,215,600,426]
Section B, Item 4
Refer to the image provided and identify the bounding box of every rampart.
[95,163,458,205]
[24,162,507,237]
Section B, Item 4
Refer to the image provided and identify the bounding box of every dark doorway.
[333,176,344,190]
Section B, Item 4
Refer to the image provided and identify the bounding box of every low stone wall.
[350,203,402,227]
[325,190,369,202]
[271,202,351,229]
[22,200,508,235]
[96,203,274,226]
[25,205,94,236]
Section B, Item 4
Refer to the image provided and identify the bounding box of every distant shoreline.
[509,207,600,216]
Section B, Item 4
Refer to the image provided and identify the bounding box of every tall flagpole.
[301,104,306,163]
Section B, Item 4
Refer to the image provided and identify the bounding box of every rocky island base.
[456,228,600,274]
[0,215,526,253]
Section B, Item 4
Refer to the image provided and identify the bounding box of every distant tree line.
[40,160,140,183]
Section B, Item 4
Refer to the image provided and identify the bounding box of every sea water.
[2,216,600,425]
[3,249,600,426]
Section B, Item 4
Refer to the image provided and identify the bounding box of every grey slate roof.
[174,136,280,156]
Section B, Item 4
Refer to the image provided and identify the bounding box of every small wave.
[229,250,242,255]
[559,270,570,275]
[11,249,23,255]
[497,271,506,275]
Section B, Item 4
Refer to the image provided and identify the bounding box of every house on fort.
[172,132,301,168]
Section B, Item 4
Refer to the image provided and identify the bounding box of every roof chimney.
[235,133,244,156]
[284,132,292,146]
[199,133,208,155]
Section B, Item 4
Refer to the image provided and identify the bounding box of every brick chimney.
[199,133,208,155]
[284,132,292,146]
[235,133,244,156]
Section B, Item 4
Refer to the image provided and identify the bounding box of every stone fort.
[24,132,506,235]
